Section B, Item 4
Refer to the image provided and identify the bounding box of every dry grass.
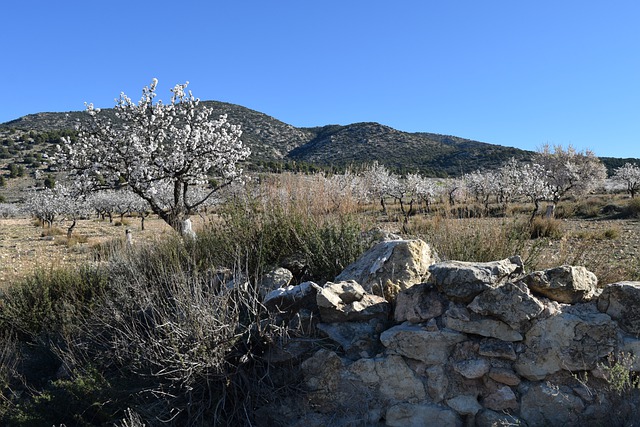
[0,216,190,288]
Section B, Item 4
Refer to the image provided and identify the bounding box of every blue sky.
[1,1,638,158]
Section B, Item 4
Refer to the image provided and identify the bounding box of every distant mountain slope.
[290,123,532,175]
[1,101,630,177]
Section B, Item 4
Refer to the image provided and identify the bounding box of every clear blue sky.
[2,1,638,158]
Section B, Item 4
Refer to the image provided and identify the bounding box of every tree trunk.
[67,219,77,239]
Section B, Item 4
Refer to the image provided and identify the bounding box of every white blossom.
[56,79,250,233]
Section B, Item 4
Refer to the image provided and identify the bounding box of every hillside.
[1,101,632,181]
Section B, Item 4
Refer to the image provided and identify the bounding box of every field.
[0,215,207,287]
[2,202,639,288]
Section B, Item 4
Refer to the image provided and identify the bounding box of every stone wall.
[258,239,640,426]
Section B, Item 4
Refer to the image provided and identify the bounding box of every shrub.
[406,215,542,269]
[529,217,564,239]
[625,198,640,218]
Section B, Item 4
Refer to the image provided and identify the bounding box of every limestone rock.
[426,365,449,403]
[316,319,385,359]
[394,282,446,323]
[429,256,524,303]
[478,338,517,361]
[446,395,482,416]
[488,367,520,386]
[263,281,319,313]
[316,281,390,323]
[259,267,293,299]
[385,402,462,427]
[348,355,427,402]
[335,239,438,298]
[597,281,640,335]
[443,307,523,342]
[300,349,346,412]
[468,281,544,331]
[453,358,490,379]
[520,382,585,426]
[380,323,466,364]
[482,386,519,411]
[515,303,618,380]
[522,265,599,304]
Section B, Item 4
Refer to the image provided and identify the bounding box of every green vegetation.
[0,190,368,425]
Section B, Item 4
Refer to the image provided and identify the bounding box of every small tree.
[57,79,250,234]
[613,163,640,198]
[534,144,607,207]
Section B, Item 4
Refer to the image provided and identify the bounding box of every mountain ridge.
[1,101,633,177]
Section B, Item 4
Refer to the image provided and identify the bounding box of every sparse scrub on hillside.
[0,182,370,425]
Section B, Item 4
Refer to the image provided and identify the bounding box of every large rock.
[443,306,523,342]
[259,267,293,299]
[380,323,467,364]
[393,282,447,323]
[446,395,482,416]
[520,382,585,426]
[483,386,519,411]
[597,281,640,335]
[452,358,490,379]
[316,281,389,323]
[335,239,438,298]
[263,281,319,313]
[385,403,462,427]
[316,319,385,359]
[300,349,346,413]
[468,281,544,331]
[522,265,599,303]
[347,355,427,402]
[515,304,618,380]
[429,256,524,303]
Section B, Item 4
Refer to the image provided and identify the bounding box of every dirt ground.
[0,215,208,287]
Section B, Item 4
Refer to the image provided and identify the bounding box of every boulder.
[452,358,490,379]
[426,365,449,403]
[478,338,517,361]
[263,281,319,314]
[316,281,389,323]
[347,355,427,402]
[394,282,447,323]
[597,281,640,335]
[335,239,438,298]
[443,307,523,342]
[520,382,585,426]
[385,402,462,427]
[468,281,544,331]
[300,349,346,413]
[259,267,293,299]
[429,256,524,303]
[521,265,599,304]
[446,395,482,416]
[488,367,520,386]
[482,386,519,411]
[515,303,618,380]
[316,319,385,359]
[380,323,466,364]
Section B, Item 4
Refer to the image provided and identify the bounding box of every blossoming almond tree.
[56,79,250,234]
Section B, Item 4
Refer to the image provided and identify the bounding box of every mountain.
[0,101,628,178]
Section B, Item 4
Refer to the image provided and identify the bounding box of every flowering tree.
[360,162,396,214]
[25,185,91,237]
[516,162,551,222]
[533,144,607,206]
[613,163,640,198]
[56,79,250,234]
